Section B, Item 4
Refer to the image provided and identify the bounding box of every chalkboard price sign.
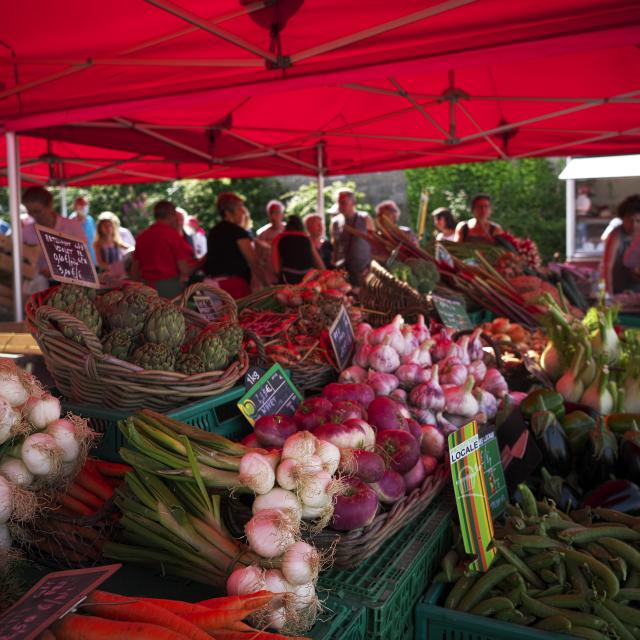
[432,293,473,331]
[238,363,302,425]
[0,564,121,640]
[244,366,266,390]
[193,294,223,322]
[329,305,355,371]
[35,225,99,289]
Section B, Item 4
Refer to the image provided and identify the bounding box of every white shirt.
[119,226,136,247]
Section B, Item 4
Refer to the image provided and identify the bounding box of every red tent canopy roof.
[1,1,639,183]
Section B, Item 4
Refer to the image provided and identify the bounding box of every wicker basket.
[25,283,248,412]
[224,464,449,569]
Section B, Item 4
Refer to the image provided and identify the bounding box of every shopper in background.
[455,193,503,243]
[255,200,286,287]
[204,192,258,299]
[432,207,457,242]
[375,199,417,244]
[70,196,97,263]
[131,200,195,298]
[94,217,130,274]
[97,211,136,247]
[186,215,208,260]
[273,215,325,284]
[304,213,333,269]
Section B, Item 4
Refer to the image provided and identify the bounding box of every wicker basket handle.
[175,282,238,322]
[452,328,504,373]
[243,327,268,366]
[34,305,104,357]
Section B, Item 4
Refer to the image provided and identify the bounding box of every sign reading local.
[432,293,473,331]
[35,225,99,289]
[0,564,120,640]
[329,305,355,371]
[238,363,302,425]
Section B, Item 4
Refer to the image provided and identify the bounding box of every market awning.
[559,155,640,180]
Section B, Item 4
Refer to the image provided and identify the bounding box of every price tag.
[237,363,302,426]
[0,564,121,640]
[35,225,99,288]
[244,366,266,390]
[193,294,223,322]
[432,293,473,330]
[435,242,455,269]
[449,421,504,572]
[329,305,355,371]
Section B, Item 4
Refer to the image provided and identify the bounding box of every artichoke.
[190,330,229,371]
[217,322,243,357]
[104,289,155,335]
[96,289,126,316]
[131,342,176,371]
[175,353,206,376]
[102,329,134,360]
[49,283,95,311]
[61,297,103,343]
[143,303,186,350]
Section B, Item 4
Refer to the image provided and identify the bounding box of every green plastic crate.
[318,491,455,640]
[61,385,251,462]
[415,583,572,640]
[312,598,367,640]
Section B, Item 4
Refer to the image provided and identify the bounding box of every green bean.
[600,537,640,571]
[534,616,572,632]
[617,588,640,601]
[557,558,567,585]
[457,565,517,612]
[568,627,609,640]
[529,551,562,570]
[504,586,523,606]
[593,508,640,527]
[584,543,614,561]
[612,556,629,583]
[627,570,640,588]
[564,548,620,599]
[434,568,464,583]
[593,601,635,640]
[604,598,640,627]
[495,540,545,589]
[495,609,525,623]
[539,594,589,610]
[518,483,538,518]
[541,569,560,584]
[506,504,525,518]
[537,584,564,597]
[441,550,459,581]
[520,593,607,630]
[444,572,477,609]
[544,518,578,531]
[506,534,565,549]
[567,558,591,596]
[469,596,514,616]
[560,526,640,544]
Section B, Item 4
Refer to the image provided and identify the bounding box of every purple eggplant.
[539,467,579,512]
[578,417,617,491]
[530,410,571,477]
[583,479,640,514]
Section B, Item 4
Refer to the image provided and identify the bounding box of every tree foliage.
[281,179,373,219]
[405,158,566,261]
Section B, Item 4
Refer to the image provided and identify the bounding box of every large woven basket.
[25,283,248,411]
[224,464,449,569]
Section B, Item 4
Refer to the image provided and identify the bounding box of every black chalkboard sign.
[238,363,302,426]
[329,305,355,371]
[0,564,120,640]
[35,225,99,289]
[432,293,473,330]
[244,366,266,390]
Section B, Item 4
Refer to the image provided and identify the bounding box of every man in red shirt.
[131,200,196,298]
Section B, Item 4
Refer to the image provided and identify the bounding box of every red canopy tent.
[1,0,639,317]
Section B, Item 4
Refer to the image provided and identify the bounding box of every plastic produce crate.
[318,490,455,640]
[312,598,367,640]
[415,583,572,640]
[61,385,251,462]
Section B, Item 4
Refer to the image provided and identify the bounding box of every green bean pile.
[437,484,640,639]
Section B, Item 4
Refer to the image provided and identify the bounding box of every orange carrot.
[66,481,104,510]
[131,598,216,618]
[211,631,310,640]
[83,591,210,640]
[53,614,191,639]
[199,591,276,612]
[76,466,114,501]
[92,459,133,478]
[55,492,95,517]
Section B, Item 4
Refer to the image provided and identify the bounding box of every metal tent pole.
[6,132,23,321]
[60,185,68,217]
[566,169,576,260]
[316,143,325,231]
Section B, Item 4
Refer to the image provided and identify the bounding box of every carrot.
[41,519,101,544]
[29,537,89,563]
[83,591,211,640]
[52,613,191,639]
[199,591,276,612]
[212,632,310,640]
[76,466,114,501]
[184,610,255,633]
[131,598,216,618]
[55,492,95,517]
[92,459,133,478]
[66,481,104,510]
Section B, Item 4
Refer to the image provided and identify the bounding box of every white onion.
[0,457,33,487]
[252,488,302,521]
[0,523,11,550]
[276,459,299,491]
[226,565,265,595]
[0,371,28,407]
[282,541,320,585]
[264,568,293,594]
[245,508,299,558]
[0,397,20,445]
[300,455,323,475]
[298,470,332,508]
[315,440,340,475]
[20,432,62,476]
[268,607,287,631]
[239,452,276,495]
[290,581,317,611]
[0,476,14,523]
[282,431,317,463]
[26,394,61,430]
[301,503,329,520]
[45,419,80,463]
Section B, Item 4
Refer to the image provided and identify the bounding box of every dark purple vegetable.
[375,429,420,474]
[322,383,375,409]
[530,410,571,477]
[367,396,408,433]
[294,397,332,432]
[578,417,618,490]
[403,459,426,492]
[254,414,297,447]
[616,431,640,485]
[330,400,366,424]
[339,449,385,483]
[583,479,640,514]
[539,466,579,512]
[370,469,406,504]
[330,477,379,531]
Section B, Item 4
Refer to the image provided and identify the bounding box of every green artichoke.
[175,353,206,376]
[104,289,155,335]
[217,322,243,357]
[49,283,95,311]
[131,342,176,371]
[123,283,159,300]
[102,329,134,360]
[61,297,103,343]
[96,289,126,316]
[190,330,229,371]
[143,303,186,350]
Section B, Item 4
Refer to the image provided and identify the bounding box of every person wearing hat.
[432,207,457,242]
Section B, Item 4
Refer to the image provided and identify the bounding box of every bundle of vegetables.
[337,313,514,431]
[39,589,306,640]
[274,270,352,308]
[437,483,640,639]
[480,317,546,357]
[495,231,543,271]
[0,360,95,561]
[390,259,440,294]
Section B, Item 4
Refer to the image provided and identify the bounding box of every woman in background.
[432,207,457,241]
[304,213,333,268]
[273,215,325,284]
[94,217,130,273]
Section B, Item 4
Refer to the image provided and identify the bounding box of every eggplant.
[521,389,565,421]
[577,417,618,491]
[583,479,640,514]
[561,410,596,455]
[607,413,640,437]
[616,431,640,484]
[539,467,579,512]
[530,410,572,477]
